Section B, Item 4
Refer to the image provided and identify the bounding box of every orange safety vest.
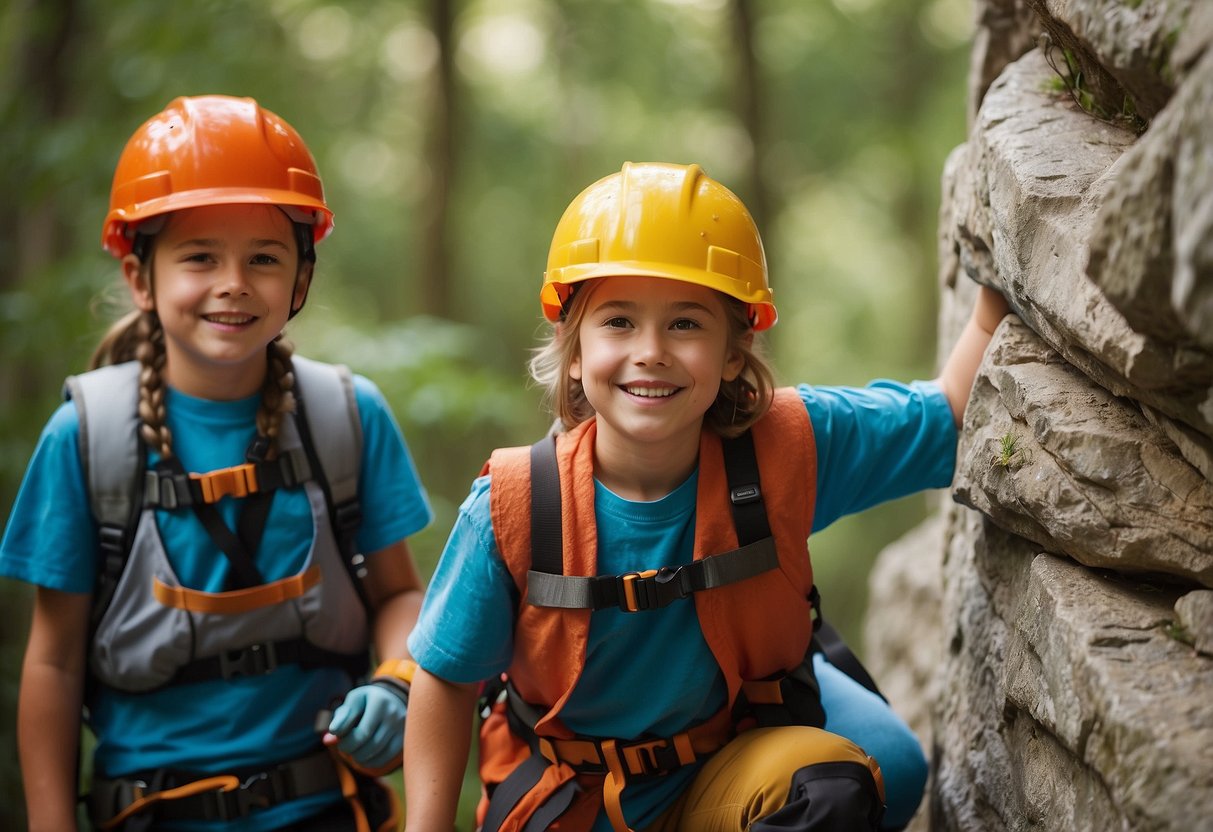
[479,388,819,831]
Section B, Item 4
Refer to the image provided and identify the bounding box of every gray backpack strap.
[63,362,144,624]
[291,356,371,609]
[291,356,362,508]
[64,362,143,528]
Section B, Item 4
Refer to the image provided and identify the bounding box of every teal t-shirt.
[408,380,956,830]
[1,372,432,831]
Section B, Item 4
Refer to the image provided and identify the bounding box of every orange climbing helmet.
[541,162,777,330]
[101,95,334,258]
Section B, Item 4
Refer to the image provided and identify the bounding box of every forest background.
[0,0,971,824]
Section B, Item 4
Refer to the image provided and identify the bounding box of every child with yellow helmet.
[403,162,1009,831]
[2,95,433,831]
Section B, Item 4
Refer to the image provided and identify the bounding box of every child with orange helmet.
[403,162,1008,831]
[2,95,432,831]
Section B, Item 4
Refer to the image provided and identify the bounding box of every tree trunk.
[418,0,455,318]
[728,0,769,229]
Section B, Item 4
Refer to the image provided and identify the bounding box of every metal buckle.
[218,642,278,679]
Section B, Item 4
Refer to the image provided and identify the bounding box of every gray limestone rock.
[954,316,1213,587]
[950,48,1213,440]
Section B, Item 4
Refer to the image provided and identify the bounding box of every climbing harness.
[88,749,399,832]
[478,400,887,831]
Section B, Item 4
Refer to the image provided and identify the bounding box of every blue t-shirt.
[1,372,433,832]
[408,380,956,831]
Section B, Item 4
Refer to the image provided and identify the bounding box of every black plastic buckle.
[98,524,126,555]
[105,778,148,817]
[621,738,683,777]
[334,500,362,532]
[617,566,690,612]
[219,642,278,679]
[234,771,279,815]
[209,770,286,821]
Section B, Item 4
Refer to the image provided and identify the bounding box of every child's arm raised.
[404,668,480,830]
[936,285,1011,426]
[19,587,90,832]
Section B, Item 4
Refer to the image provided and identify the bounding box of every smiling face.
[570,275,744,492]
[123,204,310,399]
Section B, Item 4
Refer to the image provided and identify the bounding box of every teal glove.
[326,682,407,770]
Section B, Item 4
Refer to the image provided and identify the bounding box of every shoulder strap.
[291,356,362,509]
[64,362,144,532]
[528,436,562,576]
[64,363,145,630]
[289,356,371,612]
[720,429,771,546]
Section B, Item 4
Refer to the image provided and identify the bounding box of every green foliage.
[1039,35,1148,134]
[1164,620,1195,648]
[991,430,1030,469]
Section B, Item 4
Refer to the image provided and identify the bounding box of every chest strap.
[89,749,341,829]
[523,433,780,612]
[526,540,778,611]
[142,449,313,510]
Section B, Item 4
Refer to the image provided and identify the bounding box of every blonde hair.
[528,282,775,438]
[89,227,300,461]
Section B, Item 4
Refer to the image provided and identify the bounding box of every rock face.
[864,1,1213,829]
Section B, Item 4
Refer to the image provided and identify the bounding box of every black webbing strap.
[155,456,266,590]
[521,780,580,832]
[813,619,886,702]
[292,389,372,614]
[526,539,779,611]
[524,431,780,612]
[720,429,771,546]
[529,436,563,576]
[481,754,551,832]
[158,637,368,689]
[89,749,340,825]
[723,429,887,704]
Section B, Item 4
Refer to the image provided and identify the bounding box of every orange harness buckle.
[619,569,659,612]
[191,463,259,503]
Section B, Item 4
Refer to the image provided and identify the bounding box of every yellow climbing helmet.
[541,162,776,330]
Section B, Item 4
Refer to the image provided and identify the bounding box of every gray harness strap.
[526,538,780,611]
[291,356,362,511]
[65,363,143,536]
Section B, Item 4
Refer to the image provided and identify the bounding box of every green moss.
[1164,621,1195,647]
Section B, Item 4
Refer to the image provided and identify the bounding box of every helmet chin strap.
[128,215,168,262]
